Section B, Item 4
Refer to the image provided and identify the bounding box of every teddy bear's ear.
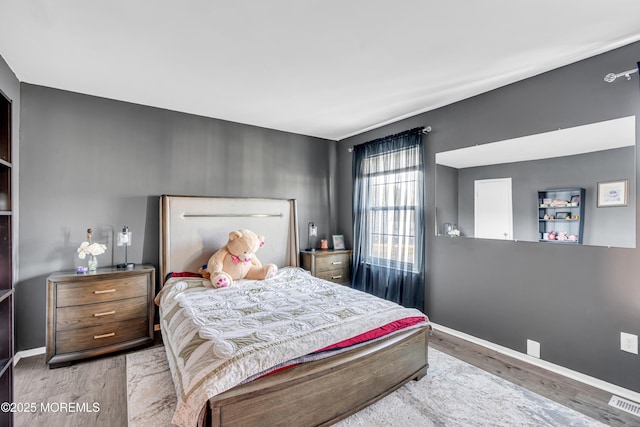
[228,230,243,241]
[258,235,265,247]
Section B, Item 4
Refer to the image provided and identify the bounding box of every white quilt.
[156,267,427,427]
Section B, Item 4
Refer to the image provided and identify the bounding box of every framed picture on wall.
[597,179,629,207]
[332,235,345,250]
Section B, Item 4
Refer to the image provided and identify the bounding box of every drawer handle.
[331,261,343,265]
[94,332,115,339]
[93,310,116,317]
[331,275,343,279]
[94,289,116,295]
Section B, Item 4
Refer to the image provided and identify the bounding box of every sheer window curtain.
[351,127,425,310]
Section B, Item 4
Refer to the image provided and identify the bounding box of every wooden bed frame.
[159,195,429,426]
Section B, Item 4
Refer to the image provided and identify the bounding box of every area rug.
[126,346,604,427]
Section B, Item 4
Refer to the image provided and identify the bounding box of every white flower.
[77,241,107,259]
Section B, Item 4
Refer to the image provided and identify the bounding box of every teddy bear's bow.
[231,255,250,265]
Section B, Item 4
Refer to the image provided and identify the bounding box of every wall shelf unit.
[0,89,13,426]
[538,188,585,244]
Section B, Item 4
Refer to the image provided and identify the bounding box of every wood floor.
[12,329,640,426]
[429,330,639,427]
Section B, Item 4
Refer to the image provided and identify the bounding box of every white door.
[474,178,513,240]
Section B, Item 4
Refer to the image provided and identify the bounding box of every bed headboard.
[159,195,299,283]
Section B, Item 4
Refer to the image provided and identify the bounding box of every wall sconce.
[116,225,135,269]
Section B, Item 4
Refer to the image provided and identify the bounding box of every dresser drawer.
[56,317,149,354]
[316,269,349,283]
[315,254,350,272]
[56,275,148,307]
[56,296,148,331]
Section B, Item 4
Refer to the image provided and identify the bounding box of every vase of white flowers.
[77,228,107,272]
[87,255,98,271]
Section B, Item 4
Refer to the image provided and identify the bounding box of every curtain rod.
[604,67,638,83]
[347,125,431,152]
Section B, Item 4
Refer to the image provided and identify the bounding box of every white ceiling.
[436,116,636,169]
[1,1,640,141]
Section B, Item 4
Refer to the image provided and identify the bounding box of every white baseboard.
[13,346,46,366]
[431,322,640,405]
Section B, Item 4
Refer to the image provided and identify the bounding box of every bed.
[157,195,430,427]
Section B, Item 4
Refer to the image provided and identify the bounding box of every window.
[360,146,421,271]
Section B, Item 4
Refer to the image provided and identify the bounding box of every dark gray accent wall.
[17,84,336,350]
[337,41,640,392]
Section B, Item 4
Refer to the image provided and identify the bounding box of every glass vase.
[87,255,98,272]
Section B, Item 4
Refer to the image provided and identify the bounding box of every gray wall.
[17,84,337,350]
[337,41,640,393]
[452,147,635,247]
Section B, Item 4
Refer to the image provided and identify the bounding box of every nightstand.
[300,249,352,285]
[46,265,155,368]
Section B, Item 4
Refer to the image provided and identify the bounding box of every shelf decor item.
[77,228,107,271]
[597,179,629,207]
[332,234,345,250]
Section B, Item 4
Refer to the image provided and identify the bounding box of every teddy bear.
[204,229,277,288]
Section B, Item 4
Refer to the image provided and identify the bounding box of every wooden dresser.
[46,265,155,368]
[300,249,352,285]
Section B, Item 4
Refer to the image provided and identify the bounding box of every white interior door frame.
[474,178,513,240]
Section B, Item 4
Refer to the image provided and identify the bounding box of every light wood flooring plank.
[13,353,127,427]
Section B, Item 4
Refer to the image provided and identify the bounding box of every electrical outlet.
[620,332,638,354]
[527,339,541,358]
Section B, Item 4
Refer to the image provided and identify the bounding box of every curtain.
[352,127,425,310]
